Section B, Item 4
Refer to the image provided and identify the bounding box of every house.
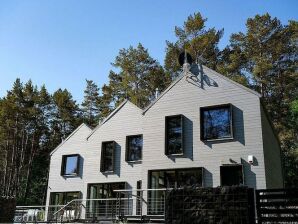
[45,62,283,221]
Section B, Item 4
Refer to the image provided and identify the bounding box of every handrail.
[52,198,121,216]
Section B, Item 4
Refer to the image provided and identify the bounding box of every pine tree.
[102,43,171,109]
[164,12,223,78]
[81,79,101,127]
[224,14,298,186]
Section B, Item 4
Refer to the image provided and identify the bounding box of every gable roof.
[142,65,261,114]
[202,65,261,97]
[142,73,185,114]
[86,99,142,140]
[50,123,92,156]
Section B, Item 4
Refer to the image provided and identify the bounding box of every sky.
[0,0,297,103]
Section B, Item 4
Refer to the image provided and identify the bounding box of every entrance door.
[220,164,244,186]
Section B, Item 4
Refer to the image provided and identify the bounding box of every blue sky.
[0,0,297,103]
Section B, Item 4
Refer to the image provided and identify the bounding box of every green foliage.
[81,79,101,127]
[223,13,298,186]
[0,80,81,205]
[102,43,171,109]
[0,12,296,206]
[164,12,223,78]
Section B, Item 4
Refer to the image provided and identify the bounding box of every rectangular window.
[148,168,203,215]
[48,191,81,220]
[165,115,184,155]
[200,104,233,141]
[61,154,80,176]
[86,182,126,218]
[100,141,115,173]
[220,165,244,186]
[126,135,143,162]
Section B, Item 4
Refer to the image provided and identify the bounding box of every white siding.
[46,65,283,217]
[142,67,266,190]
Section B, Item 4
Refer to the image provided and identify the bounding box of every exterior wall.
[45,65,283,217]
[45,124,92,217]
[84,101,143,214]
[260,105,284,188]
[142,66,266,192]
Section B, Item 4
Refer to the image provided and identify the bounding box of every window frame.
[100,141,116,173]
[165,114,184,156]
[60,154,80,177]
[125,134,143,162]
[50,191,82,205]
[148,167,204,189]
[200,104,234,141]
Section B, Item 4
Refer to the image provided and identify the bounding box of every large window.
[126,135,143,162]
[87,182,126,199]
[100,141,115,173]
[148,168,203,215]
[61,154,80,176]
[200,104,233,141]
[165,115,184,155]
[220,165,243,186]
[48,191,81,220]
[149,168,203,189]
[86,182,127,218]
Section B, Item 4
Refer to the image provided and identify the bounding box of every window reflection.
[126,135,143,161]
[61,155,79,176]
[166,115,183,155]
[201,105,232,140]
[101,141,114,172]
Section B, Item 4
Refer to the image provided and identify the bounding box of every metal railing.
[14,188,169,223]
[14,205,62,223]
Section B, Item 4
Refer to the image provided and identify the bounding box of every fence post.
[255,190,261,224]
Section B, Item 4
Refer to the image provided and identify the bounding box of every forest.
[0,12,297,205]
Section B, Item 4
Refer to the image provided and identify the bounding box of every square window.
[201,104,233,141]
[165,115,184,155]
[126,135,143,162]
[100,141,115,173]
[61,154,80,176]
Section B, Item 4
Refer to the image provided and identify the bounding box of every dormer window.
[61,154,80,177]
[100,141,115,173]
[200,104,233,141]
[165,115,184,155]
[126,135,143,162]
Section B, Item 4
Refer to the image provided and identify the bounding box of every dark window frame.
[220,164,244,186]
[125,134,143,162]
[100,141,116,173]
[136,180,142,215]
[200,104,234,141]
[87,182,127,199]
[60,154,80,177]
[165,114,184,156]
[148,167,204,189]
[49,191,82,205]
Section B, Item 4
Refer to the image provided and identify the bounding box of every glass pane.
[167,116,182,154]
[50,192,63,205]
[177,169,203,187]
[127,135,142,161]
[65,192,80,203]
[203,106,231,140]
[65,156,78,175]
[103,142,114,171]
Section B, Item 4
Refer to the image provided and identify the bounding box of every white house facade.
[45,63,283,220]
